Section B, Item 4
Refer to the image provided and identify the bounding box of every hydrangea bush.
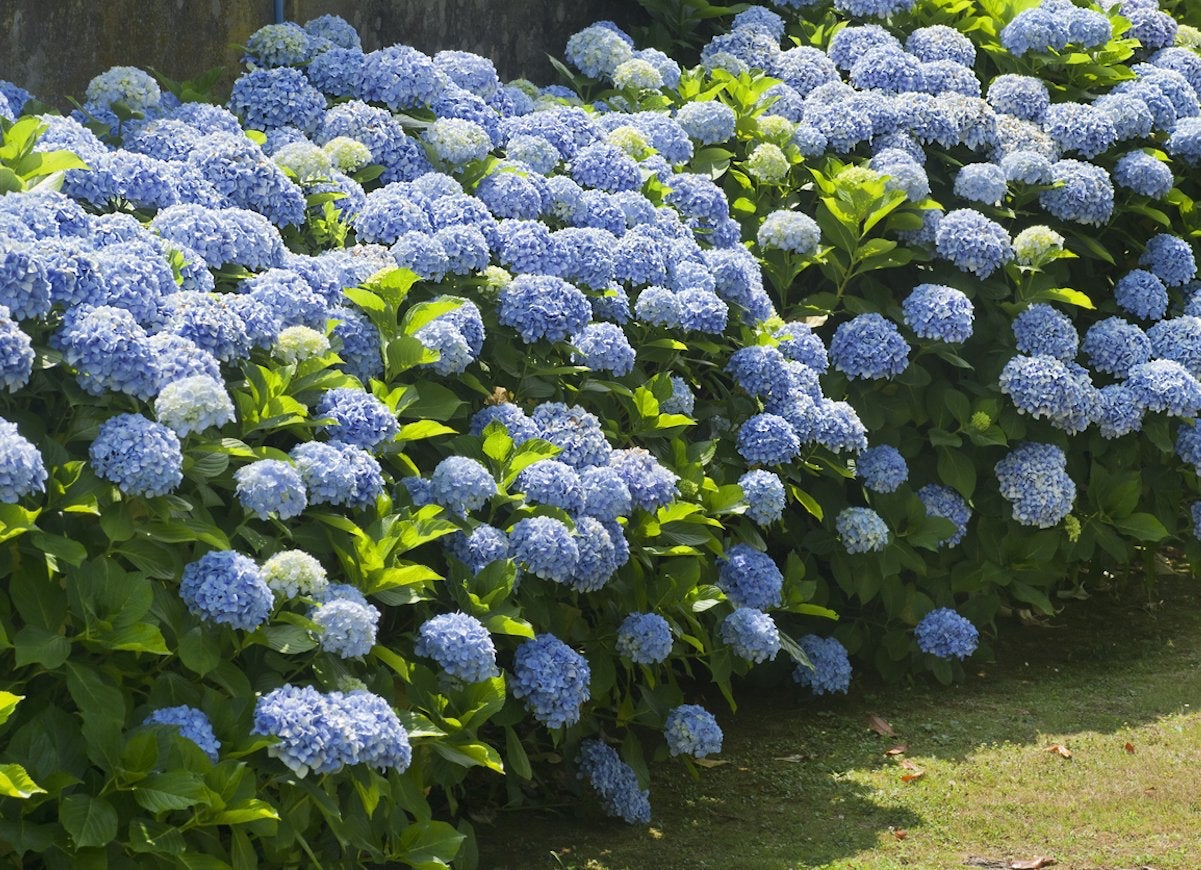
[0,0,1199,859]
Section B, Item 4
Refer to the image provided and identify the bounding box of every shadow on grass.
[478,574,1201,869]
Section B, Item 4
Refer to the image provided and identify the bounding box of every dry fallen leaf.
[693,758,729,768]
[868,714,897,737]
[884,744,909,756]
[1045,743,1072,759]
[892,828,908,840]
[1125,741,1136,754]
[773,754,814,763]
[898,758,925,782]
[1010,857,1057,869]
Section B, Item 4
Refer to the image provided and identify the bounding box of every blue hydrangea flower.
[774,322,828,372]
[915,608,979,659]
[830,313,911,379]
[836,507,890,554]
[793,635,853,695]
[0,313,34,393]
[254,685,411,776]
[571,322,635,376]
[633,286,680,327]
[1126,360,1201,417]
[576,738,650,825]
[1140,234,1196,287]
[739,469,786,524]
[917,484,972,547]
[757,210,821,255]
[1167,117,1201,164]
[615,612,673,664]
[1097,384,1145,439]
[717,544,783,611]
[870,149,930,202]
[312,598,379,658]
[567,516,620,592]
[727,346,793,400]
[1192,501,1201,540]
[499,275,591,343]
[228,67,325,133]
[234,459,307,520]
[509,516,579,582]
[856,445,908,493]
[261,550,327,600]
[1013,303,1078,360]
[828,24,901,71]
[428,456,495,516]
[1114,151,1174,199]
[907,24,975,65]
[663,704,723,758]
[444,524,510,575]
[661,375,695,417]
[516,460,585,514]
[144,706,220,762]
[1043,102,1116,159]
[999,355,1099,434]
[511,633,590,728]
[737,413,800,466]
[0,418,46,504]
[902,284,974,344]
[675,101,736,145]
[180,550,273,630]
[995,442,1076,528]
[1149,317,1201,377]
[86,65,161,111]
[423,117,491,166]
[1115,269,1169,321]
[833,0,915,17]
[1000,150,1053,185]
[0,244,52,322]
[90,414,182,498]
[566,24,635,79]
[415,612,498,682]
[532,402,612,468]
[359,46,442,109]
[574,465,630,521]
[935,209,1013,278]
[1040,160,1114,226]
[609,448,679,512]
[290,441,383,509]
[1082,317,1153,381]
[315,388,398,450]
[953,163,1007,206]
[721,608,781,663]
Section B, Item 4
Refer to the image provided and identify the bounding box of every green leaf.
[134,771,208,813]
[60,794,118,848]
[0,691,21,725]
[13,625,70,669]
[99,623,170,655]
[937,447,977,498]
[433,740,504,773]
[0,763,45,799]
[366,563,441,596]
[483,613,535,639]
[398,420,457,441]
[178,626,221,676]
[127,819,187,855]
[1032,287,1095,309]
[1114,512,1168,542]
[397,819,465,870]
[0,503,41,544]
[261,623,317,654]
[206,799,280,825]
[504,727,532,780]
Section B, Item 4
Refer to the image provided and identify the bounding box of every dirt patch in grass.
[478,575,1201,869]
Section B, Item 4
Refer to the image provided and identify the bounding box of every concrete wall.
[0,0,641,108]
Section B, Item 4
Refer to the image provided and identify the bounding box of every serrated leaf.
[134,771,208,813]
[0,763,45,799]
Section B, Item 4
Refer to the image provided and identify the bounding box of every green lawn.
[479,572,1201,869]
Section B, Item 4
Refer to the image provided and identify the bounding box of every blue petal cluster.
[793,635,853,695]
[144,706,221,762]
[995,442,1076,528]
[576,738,651,825]
[510,633,591,728]
[415,612,499,682]
[836,507,890,553]
[180,550,273,630]
[663,704,723,758]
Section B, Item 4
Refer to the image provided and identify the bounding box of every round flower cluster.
[90,413,183,498]
[935,209,1013,278]
[253,685,411,776]
[180,550,274,631]
[995,442,1076,528]
[914,608,979,660]
[757,210,821,255]
[510,633,591,728]
[576,738,651,825]
[830,313,910,379]
[316,388,398,449]
[792,635,853,695]
[312,598,380,657]
[0,418,46,503]
[855,445,908,493]
[261,550,328,599]
[738,469,786,524]
[143,706,221,762]
[901,284,974,344]
[508,516,579,583]
[615,612,673,664]
[836,506,890,553]
[154,375,235,437]
[721,608,780,663]
[663,704,723,758]
[235,459,308,520]
[415,612,499,682]
[717,544,783,610]
[290,441,383,509]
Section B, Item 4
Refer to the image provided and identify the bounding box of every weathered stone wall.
[0,0,641,108]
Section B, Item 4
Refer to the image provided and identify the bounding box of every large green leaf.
[60,794,118,848]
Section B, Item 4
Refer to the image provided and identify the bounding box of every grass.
[478,572,1201,870]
